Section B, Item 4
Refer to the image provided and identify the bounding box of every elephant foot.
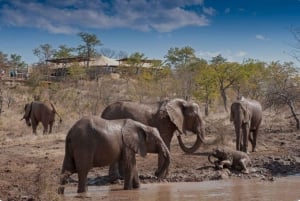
[242,169,249,174]
[57,186,65,194]
[75,192,90,198]
[133,182,140,189]
[110,178,122,184]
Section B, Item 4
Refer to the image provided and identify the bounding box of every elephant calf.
[208,147,251,174]
[58,116,170,194]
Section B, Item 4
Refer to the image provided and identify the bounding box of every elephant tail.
[50,102,62,123]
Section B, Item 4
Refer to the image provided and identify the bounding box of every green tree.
[194,60,218,116]
[126,52,147,75]
[53,45,75,58]
[9,54,26,68]
[237,59,267,99]
[164,46,196,69]
[164,46,198,100]
[33,43,55,63]
[210,54,243,112]
[77,32,102,68]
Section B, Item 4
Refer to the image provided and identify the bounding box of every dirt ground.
[0,109,300,201]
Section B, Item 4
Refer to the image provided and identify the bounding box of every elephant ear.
[122,119,147,157]
[165,99,185,134]
[24,102,33,119]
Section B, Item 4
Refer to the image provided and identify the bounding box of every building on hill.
[46,55,163,80]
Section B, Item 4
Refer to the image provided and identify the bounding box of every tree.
[238,59,267,99]
[0,51,9,72]
[77,32,102,68]
[264,61,300,129]
[164,46,198,100]
[210,54,243,112]
[9,54,26,68]
[126,52,147,75]
[53,45,75,58]
[100,48,117,58]
[164,46,196,69]
[194,60,218,116]
[33,44,55,63]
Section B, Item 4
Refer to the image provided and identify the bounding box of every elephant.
[208,147,251,173]
[230,97,262,153]
[101,98,216,180]
[58,116,170,194]
[21,101,62,134]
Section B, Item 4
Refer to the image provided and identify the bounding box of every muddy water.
[63,176,300,201]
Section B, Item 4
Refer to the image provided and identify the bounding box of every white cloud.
[197,50,248,62]
[202,7,216,16]
[0,0,212,34]
[255,34,269,41]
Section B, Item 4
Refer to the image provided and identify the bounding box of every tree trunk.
[287,100,300,129]
[220,88,228,112]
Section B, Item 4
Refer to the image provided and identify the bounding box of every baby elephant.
[208,147,251,174]
[58,116,170,194]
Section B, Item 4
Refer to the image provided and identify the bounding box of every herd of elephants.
[21,97,262,194]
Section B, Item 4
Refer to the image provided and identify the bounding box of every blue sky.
[0,0,300,65]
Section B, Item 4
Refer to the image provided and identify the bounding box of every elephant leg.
[235,130,241,151]
[242,124,249,153]
[109,163,123,183]
[132,166,140,189]
[219,160,232,169]
[32,126,37,134]
[156,153,167,177]
[251,130,258,152]
[77,170,89,193]
[123,151,136,190]
[239,158,249,174]
[42,121,49,134]
[49,122,53,133]
[58,170,72,194]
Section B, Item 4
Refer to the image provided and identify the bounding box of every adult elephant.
[58,117,170,194]
[21,101,62,134]
[230,97,262,153]
[101,98,213,153]
[101,98,215,180]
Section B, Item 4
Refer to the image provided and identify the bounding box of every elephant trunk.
[177,134,202,154]
[177,125,219,154]
[155,145,170,178]
[208,154,217,164]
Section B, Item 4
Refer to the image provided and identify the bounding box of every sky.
[0,0,300,65]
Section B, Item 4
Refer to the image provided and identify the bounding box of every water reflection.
[63,176,300,201]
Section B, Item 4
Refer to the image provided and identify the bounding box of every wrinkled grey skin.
[101,98,214,180]
[102,98,212,153]
[58,117,170,194]
[230,97,262,153]
[22,101,62,134]
[208,147,251,173]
